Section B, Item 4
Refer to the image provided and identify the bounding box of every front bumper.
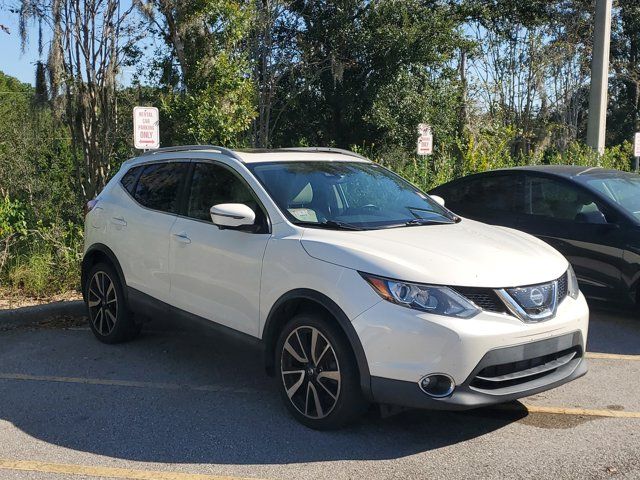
[352,291,589,409]
[370,331,587,410]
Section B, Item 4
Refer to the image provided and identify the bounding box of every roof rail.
[138,145,243,161]
[279,147,368,160]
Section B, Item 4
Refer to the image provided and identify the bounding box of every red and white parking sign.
[417,135,433,155]
[417,124,433,155]
[634,132,640,157]
[133,106,160,150]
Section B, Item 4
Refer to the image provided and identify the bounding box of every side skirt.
[127,287,264,352]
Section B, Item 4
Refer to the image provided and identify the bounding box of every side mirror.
[575,210,607,225]
[210,203,256,229]
[430,195,445,207]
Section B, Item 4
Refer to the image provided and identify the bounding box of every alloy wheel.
[87,271,118,336]
[281,326,341,419]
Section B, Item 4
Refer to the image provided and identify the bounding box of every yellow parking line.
[3,370,640,421]
[586,352,640,361]
[0,459,266,480]
[0,373,258,394]
[501,403,640,419]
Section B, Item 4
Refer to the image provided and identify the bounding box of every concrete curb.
[0,300,85,329]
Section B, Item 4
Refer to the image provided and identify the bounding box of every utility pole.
[586,0,613,155]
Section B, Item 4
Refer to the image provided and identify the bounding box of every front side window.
[187,162,263,224]
[248,161,456,230]
[134,162,188,214]
[583,175,640,221]
[524,176,605,222]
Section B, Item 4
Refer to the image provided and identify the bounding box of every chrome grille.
[455,271,569,321]
[501,281,558,321]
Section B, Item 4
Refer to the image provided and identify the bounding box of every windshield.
[584,175,640,221]
[248,161,456,229]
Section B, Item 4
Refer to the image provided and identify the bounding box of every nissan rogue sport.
[82,146,589,429]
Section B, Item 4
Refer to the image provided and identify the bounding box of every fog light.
[419,374,455,398]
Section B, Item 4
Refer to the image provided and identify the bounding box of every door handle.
[111,216,127,227]
[172,232,191,244]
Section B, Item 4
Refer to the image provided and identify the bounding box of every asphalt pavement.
[0,306,638,480]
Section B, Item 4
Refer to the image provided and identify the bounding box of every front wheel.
[276,312,367,429]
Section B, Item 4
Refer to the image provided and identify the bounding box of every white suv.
[82,146,589,429]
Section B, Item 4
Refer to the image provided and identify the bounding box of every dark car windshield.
[248,161,456,230]
[584,174,640,221]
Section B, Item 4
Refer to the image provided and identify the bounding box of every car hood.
[300,219,568,288]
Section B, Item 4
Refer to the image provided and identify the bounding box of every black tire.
[84,262,140,344]
[275,312,367,430]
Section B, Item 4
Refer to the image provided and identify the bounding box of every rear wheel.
[276,312,367,429]
[85,262,140,343]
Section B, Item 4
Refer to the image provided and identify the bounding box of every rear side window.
[471,175,522,212]
[120,166,142,195]
[443,175,523,213]
[133,162,188,214]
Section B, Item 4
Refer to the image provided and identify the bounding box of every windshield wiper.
[294,220,364,231]
[403,218,455,227]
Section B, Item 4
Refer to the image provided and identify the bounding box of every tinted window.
[444,175,522,213]
[134,162,188,213]
[584,175,640,221]
[187,163,261,223]
[524,176,605,222]
[120,166,141,194]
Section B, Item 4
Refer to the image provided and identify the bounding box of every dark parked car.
[430,166,640,308]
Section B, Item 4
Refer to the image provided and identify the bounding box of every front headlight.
[567,264,580,299]
[360,272,480,318]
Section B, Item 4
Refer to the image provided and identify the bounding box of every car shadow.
[0,318,529,465]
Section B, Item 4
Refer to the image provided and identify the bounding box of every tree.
[250,0,300,147]
[270,0,465,151]
[18,0,141,199]
[463,1,597,155]
[33,61,48,107]
[609,0,640,145]
[136,0,256,146]
[0,71,78,224]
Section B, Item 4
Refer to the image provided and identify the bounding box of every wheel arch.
[262,288,372,400]
[81,244,127,302]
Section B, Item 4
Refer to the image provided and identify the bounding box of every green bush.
[4,225,82,297]
[372,128,635,193]
[1,195,82,298]
[0,195,28,238]
[8,250,55,297]
[543,141,633,171]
